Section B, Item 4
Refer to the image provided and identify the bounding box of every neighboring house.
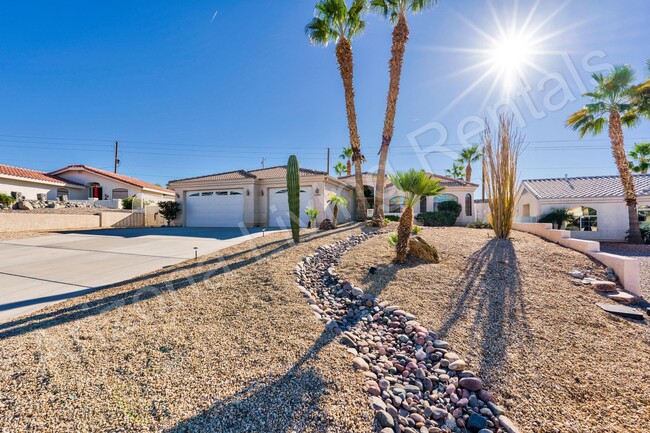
[338,172,479,226]
[0,163,174,205]
[168,165,354,228]
[516,174,650,241]
[0,164,85,200]
[49,165,175,203]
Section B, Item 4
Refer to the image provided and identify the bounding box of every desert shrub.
[305,207,319,228]
[122,197,134,209]
[411,225,422,235]
[158,201,181,226]
[416,211,457,227]
[467,220,492,229]
[639,222,650,243]
[437,200,462,217]
[387,232,398,246]
[0,193,16,206]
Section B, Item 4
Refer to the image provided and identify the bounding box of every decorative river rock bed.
[294,233,520,433]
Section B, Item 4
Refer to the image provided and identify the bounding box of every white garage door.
[185,190,244,227]
[268,187,313,228]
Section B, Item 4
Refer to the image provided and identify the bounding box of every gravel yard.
[0,223,380,433]
[601,242,650,301]
[1,224,648,433]
[337,227,650,433]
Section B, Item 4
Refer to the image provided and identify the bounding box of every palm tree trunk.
[395,205,413,263]
[372,14,409,227]
[332,204,339,228]
[465,163,472,183]
[609,110,642,244]
[335,37,367,222]
[346,159,352,176]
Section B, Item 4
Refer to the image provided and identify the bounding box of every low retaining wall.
[0,211,147,232]
[513,223,640,296]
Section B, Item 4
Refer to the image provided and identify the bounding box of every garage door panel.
[186,190,244,227]
[268,188,313,228]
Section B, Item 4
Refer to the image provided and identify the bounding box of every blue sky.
[1,0,649,186]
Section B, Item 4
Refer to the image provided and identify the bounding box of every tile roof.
[0,164,83,186]
[338,171,478,187]
[169,165,328,184]
[50,165,174,195]
[521,175,650,200]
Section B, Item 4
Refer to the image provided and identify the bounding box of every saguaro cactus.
[286,155,301,243]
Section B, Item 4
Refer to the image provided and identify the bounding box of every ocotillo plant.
[286,155,301,243]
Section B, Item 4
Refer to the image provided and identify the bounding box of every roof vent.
[564,174,568,181]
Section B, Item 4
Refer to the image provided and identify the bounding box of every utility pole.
[326,147,330,175]
[114,141,120,173]
[261,157,266,169]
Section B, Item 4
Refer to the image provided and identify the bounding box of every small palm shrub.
[387,232,398,246]
[411,225,422,235]
[305,207,319,228]
[328,194,348,228]
[0,193,16,206]
[539,208,574,230]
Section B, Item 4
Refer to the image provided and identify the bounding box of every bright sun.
[491,36,531,72]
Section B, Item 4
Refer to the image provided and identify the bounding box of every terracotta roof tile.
[169,165,327,184]
[50,165,174,195]
[169,170,257,184]
[0,164,82,186]
[522,175,650,199]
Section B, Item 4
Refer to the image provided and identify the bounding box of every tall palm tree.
[333,161,347,177]
[457,144,482,183]
[389,169,443,263]
[445,161,465,179]
[629,142,650,174]
[566,65,642,244]
[340,147,354,175]
[370,0,439,226]
[306,0,368,222]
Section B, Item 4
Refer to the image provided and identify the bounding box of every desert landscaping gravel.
[1,224,648,432]
[0,224,379,432]
[337,227,650,433]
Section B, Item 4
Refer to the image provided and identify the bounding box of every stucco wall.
[56,170,171,202]
[0,178,71,200]
[0,214,99,231]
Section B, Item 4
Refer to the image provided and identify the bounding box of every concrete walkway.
[0,227,276,323]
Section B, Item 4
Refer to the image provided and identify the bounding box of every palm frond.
[408,0,438,13]
[389,169,444,207]
[328,194,348,206]
[459,144,482,163]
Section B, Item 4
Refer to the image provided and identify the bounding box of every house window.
[215,191,228,196]
[420,196,427,213]
[189,193,200,197]
[388,196,406,213]
[112,188,129,200]
[566,206,597,232]
[57,188,69,198]
[230,191,242,195]
[433,194,458,211]
[639,205,650,222]
[202,192,215,196]
[465,194,472,216]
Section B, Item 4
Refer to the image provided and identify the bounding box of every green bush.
[0,193,15,206]
[640,222,650,243]
[467,220,492,229]
[387,232,398,246]
[122,197,134,209]
[416,211,458,227]
[158,201,181,226]
[539,208,573,230]
[122,197,151,210]
[437,200,462,217]
[411,225,422,235]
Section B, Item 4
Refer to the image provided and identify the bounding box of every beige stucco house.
[169,167,479,228]
[516,174,650,241]
[168,166,354,228]
[0,164,85,200]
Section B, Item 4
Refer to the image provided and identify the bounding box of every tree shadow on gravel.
[165,329,337,433]
[437,238,531,382]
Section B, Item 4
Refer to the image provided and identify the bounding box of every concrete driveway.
[0,227,277,323]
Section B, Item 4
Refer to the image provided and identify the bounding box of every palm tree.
[340,147,354,175]
[629,142,650,174]
[445,161,464,179]
[566,65,643,244]
[306,0,367,222]
[388,169,443,263]
[370,0,439,226]
[457,144,482,183]
[333,161,347,177]
[328,194,348,227]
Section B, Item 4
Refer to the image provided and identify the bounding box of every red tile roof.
[50,165,174,195]
[0,164,82,186]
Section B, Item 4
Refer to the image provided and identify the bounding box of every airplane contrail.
[210,9,219,23]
